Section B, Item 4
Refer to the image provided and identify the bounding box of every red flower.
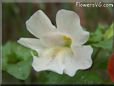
[108,53,114,82]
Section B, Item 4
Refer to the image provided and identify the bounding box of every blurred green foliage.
[37,71,103,84]
[2,42,32,80]
[104,23,114,39]
[88,23,113,51]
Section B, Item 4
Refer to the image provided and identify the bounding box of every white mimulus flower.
[17,9,93,77]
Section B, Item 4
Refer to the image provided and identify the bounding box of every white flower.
[17,9,93,77]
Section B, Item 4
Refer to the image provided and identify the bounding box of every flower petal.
[63,57,79,77]
[56,48,79,76]
[40,32,69,47]
[32,56,64,74]
[26,10,56,38]
[63,45,93,77]
[17,38,46,53]
[56,9,89,45]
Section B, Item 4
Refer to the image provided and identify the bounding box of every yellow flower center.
[40,34,73,58]
[62,35,72,47]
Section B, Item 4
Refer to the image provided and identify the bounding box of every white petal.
[56,48,78,77]
[63,57,79,77]
[63,45,93,77]
[40,32,69,47]
[71,45,93,69]
[26,10,56,38]
[56,9,89,45]
[32,56,64,74]
[17,38,46,53]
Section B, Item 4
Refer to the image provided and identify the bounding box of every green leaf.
[104,23,114,39]
[2,41,12,70]
[92,38,113,50]
[88,23,113,53]
[6,60,32,80]
[93,49,110,69]
[37,71,103,84]
[89,25,103,43]
[91,49,113,83]
[73,71,103,84]
[2,41,33,80]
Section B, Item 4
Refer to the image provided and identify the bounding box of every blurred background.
[2,3,114,44]
[2,3,114,85]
